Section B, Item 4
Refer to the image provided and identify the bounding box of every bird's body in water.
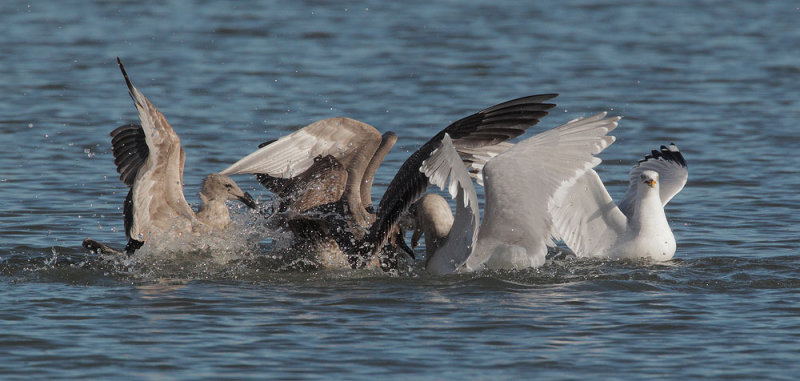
[410,134,686,274]
[83,58,256,256]
[222,95,560,272]
[551,145,687,261]
[409,113,620,274]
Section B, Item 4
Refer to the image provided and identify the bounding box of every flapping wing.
[109,122,149,244]
[367,94,559,256]
[219,117,382,178]
[110,123,148,187]
[457,141,513,186]
[618,143,688,217]
[117,58,185,181]
[116,58,194,239]
[444,94,558,149]
[419,134,480,274]
[476,113,620,267]
[549,169,628,257]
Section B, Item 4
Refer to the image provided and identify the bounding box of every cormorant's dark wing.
[353,94,558,266]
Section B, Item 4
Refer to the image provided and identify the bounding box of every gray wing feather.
[618,143,687,218]
[419,134,480,274]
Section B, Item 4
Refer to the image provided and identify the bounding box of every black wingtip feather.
[481,94,558,113]
[356,94,561,267]
[440,94,559,149]
[117,57,137,99]
[638,143,687,168]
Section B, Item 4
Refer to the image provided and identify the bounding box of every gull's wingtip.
[116,57,136,95]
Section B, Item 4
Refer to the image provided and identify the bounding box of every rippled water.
[2,0,800,379]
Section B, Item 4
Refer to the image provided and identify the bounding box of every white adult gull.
[411,113,620,274]
[220,95,559,270]
[83,58,257,255]
[550,143,687,260]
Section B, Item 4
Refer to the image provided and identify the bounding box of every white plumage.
[218,95,559,271]
[550,143,688,260]
[417,113,620,274]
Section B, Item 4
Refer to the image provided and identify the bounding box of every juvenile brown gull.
[220,94,559,270]
[83,58,256,256]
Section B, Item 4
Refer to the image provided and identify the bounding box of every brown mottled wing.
[116,58,195,243]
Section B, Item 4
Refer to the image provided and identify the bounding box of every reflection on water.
[137,279,191,298]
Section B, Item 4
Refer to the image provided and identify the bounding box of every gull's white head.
[639,170,660,192]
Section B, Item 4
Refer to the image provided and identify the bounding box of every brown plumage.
[83,58,256,255]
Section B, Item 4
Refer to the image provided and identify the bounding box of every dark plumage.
[110,123,149,186]
[350,94,558,267]
[220,94,559,271]
[638,143,687,168]
[256,154,346,213]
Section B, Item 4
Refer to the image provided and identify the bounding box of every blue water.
[2,0,800,379]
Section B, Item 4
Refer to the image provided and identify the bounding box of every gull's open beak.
[645,179,656,188]
[238,192,258,209]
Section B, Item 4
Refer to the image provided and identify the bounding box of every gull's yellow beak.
[644,179,656,188]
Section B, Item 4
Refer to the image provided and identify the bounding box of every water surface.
[1,0,799,379]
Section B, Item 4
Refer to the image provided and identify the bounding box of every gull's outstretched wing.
[618,143,688,217]
[419,134,480,274]
[110,123,148,187]
[219,117,382,178]
[116,58,195,241]
[363,94,558,261]
[457,141,513,186]
[549,168,628,257]
[220,117,383,225]
[476,113,620,268]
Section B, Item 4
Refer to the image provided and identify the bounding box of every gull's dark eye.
[225,184,233,189]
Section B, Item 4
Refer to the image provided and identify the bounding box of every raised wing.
[116,58,195,240]
[444,94,558,149]
[618,143,688,217]
[219,117,382,178]
[364,94,558,261]
[419,134,480,274]
[118,58,185,182]
[110,123,148,187]
[550,169,628,257]
[476,113,620,268]
[457,141,513,186]
[220,117,383,227]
